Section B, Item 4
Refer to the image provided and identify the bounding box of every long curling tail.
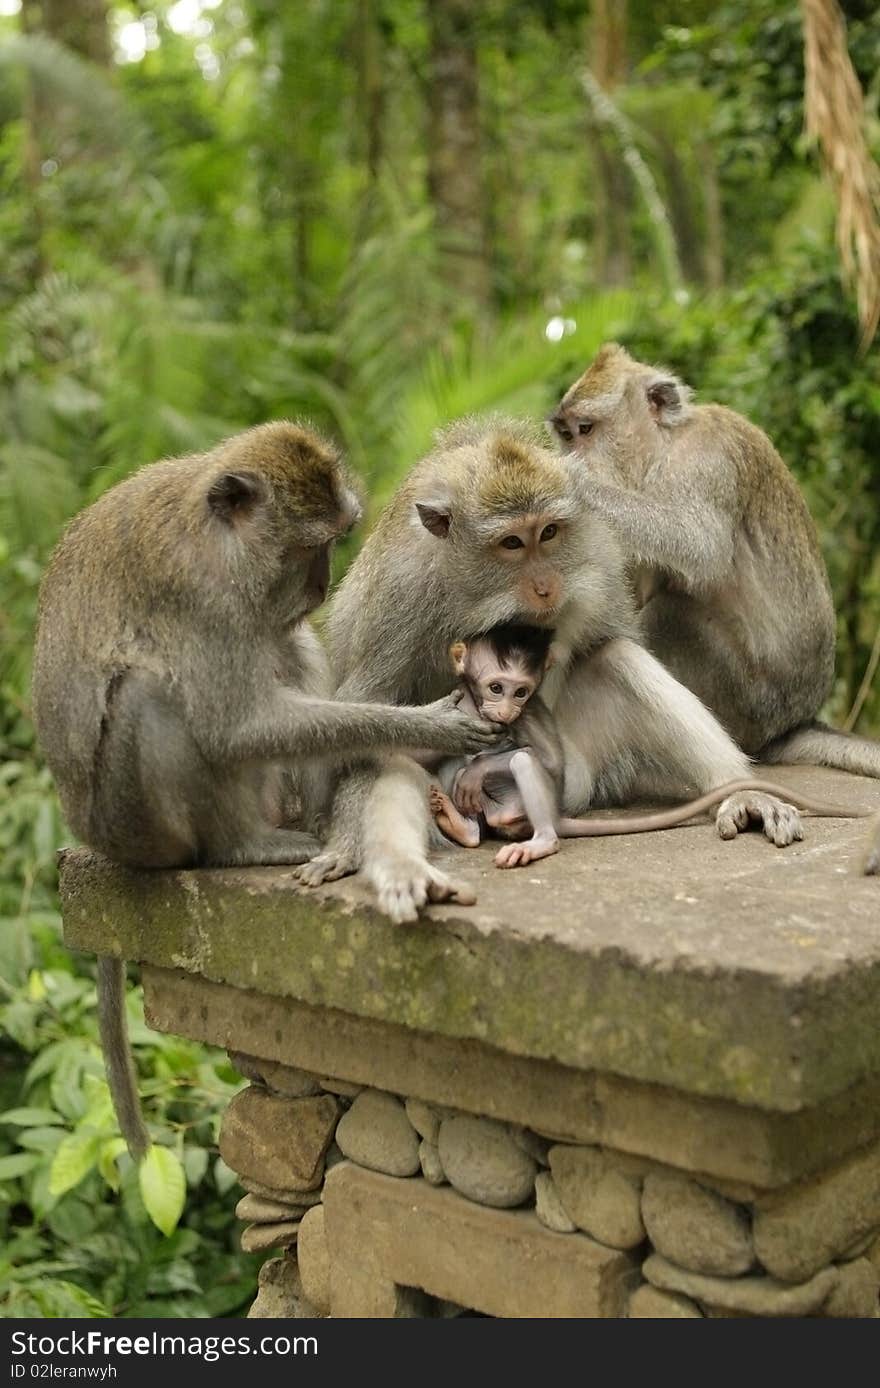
[96,955,151,1161]
[557,777,871,839]
[762,720,880,780]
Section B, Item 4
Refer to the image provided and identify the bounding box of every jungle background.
[1,0,879,1318]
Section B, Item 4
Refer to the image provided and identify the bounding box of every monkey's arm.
[213,691,503,763]
[584,479,735,591]
[452,748,518,815]
[516,701,565,784]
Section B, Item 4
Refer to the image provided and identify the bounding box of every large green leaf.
[138,1146,186,1238]
[48,1133,101,1198]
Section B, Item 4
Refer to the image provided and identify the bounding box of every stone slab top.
[59,766,880,1113]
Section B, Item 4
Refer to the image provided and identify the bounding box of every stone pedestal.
[59,766,880,1318]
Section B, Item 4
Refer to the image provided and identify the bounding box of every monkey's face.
[549,344,692,480]
[456,643,538,725]
[204,421,362,625]
[483,515,566,618]
[413,431,593,630]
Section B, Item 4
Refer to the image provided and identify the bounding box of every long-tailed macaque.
[297,420,808,923]
[32,422,501,1157]
[431,625,868,869]
[550,343,880,781]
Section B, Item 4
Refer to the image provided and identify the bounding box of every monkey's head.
[549,343,693,480]
[450,625,554,725]
[412,425,593,631]
[202,422,361,623]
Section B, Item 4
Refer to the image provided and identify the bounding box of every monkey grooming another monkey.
[431,625,869,869]
[551,343,880,779]
[298,419,808,923]
[32,422,502,1157]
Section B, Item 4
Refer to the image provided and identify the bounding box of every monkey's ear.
[415,503,452,538]
[646,375,691,425]
[207,471,265,523]
[449,641,467,674]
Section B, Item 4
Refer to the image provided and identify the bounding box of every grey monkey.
[32,421,501,1156]
[551,343,880,779]
[297,420,806,924]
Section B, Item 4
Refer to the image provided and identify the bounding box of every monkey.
[31,421,504,1157]
[549,343,880,780]
[428,624,568,865]
[295,418,811,924]
[430,625,870,869]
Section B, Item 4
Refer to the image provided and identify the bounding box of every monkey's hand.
[715,791,804,848]
[452,757,492,816]
[423,693,506,755]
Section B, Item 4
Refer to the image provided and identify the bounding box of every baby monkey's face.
[452,638,540,726]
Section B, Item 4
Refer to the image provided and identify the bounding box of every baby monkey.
[429,626,873,869]
[430,625,564,868]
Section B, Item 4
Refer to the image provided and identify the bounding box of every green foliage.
[1,0,878,1320]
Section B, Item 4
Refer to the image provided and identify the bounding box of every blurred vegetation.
[1,0,878,1317]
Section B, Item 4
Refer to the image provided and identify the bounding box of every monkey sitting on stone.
[428,624,566,867]
[300,418,867,922]
[430,624,868,870]
[32,421,503,1158]
[550,343,880,782]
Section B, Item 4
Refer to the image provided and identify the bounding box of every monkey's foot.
[494,833,559,869]
[295,846,359,887]
[369,856,477,925]
[716,792,804,848]
[429,786,481,848]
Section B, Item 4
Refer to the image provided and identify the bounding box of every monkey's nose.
[533,581,551,598]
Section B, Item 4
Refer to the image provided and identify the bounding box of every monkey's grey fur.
[552,343,880,778]
[32,421,501,1156]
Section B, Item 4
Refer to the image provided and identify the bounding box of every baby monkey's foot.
[494,832,559,869]
[429,785,481,848]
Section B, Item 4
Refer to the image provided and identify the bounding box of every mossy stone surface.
[59,764,880,1111]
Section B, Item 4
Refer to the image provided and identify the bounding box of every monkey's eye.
[578,421,594,436]
[555,422,572,441]
[540,524,558,542]
[489,682,503,694]
[500,535,524,550]
[514,687,528,699]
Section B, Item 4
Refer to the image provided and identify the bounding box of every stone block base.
[323,1164,637,1318]
[144,969,880,1319]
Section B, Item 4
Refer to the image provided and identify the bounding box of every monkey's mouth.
[522,607,559,623]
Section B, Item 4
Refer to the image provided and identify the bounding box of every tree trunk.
[43,0,111,64]
[700,140,724,289]
[20,0,47,280]
[657,137,704,284]
[425,0,492,313]
[355,0,385,181]
[589,0,630,286]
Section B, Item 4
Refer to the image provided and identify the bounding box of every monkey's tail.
[762,721,880,780]
[96,956,151,1161]
[556,777,871,839]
